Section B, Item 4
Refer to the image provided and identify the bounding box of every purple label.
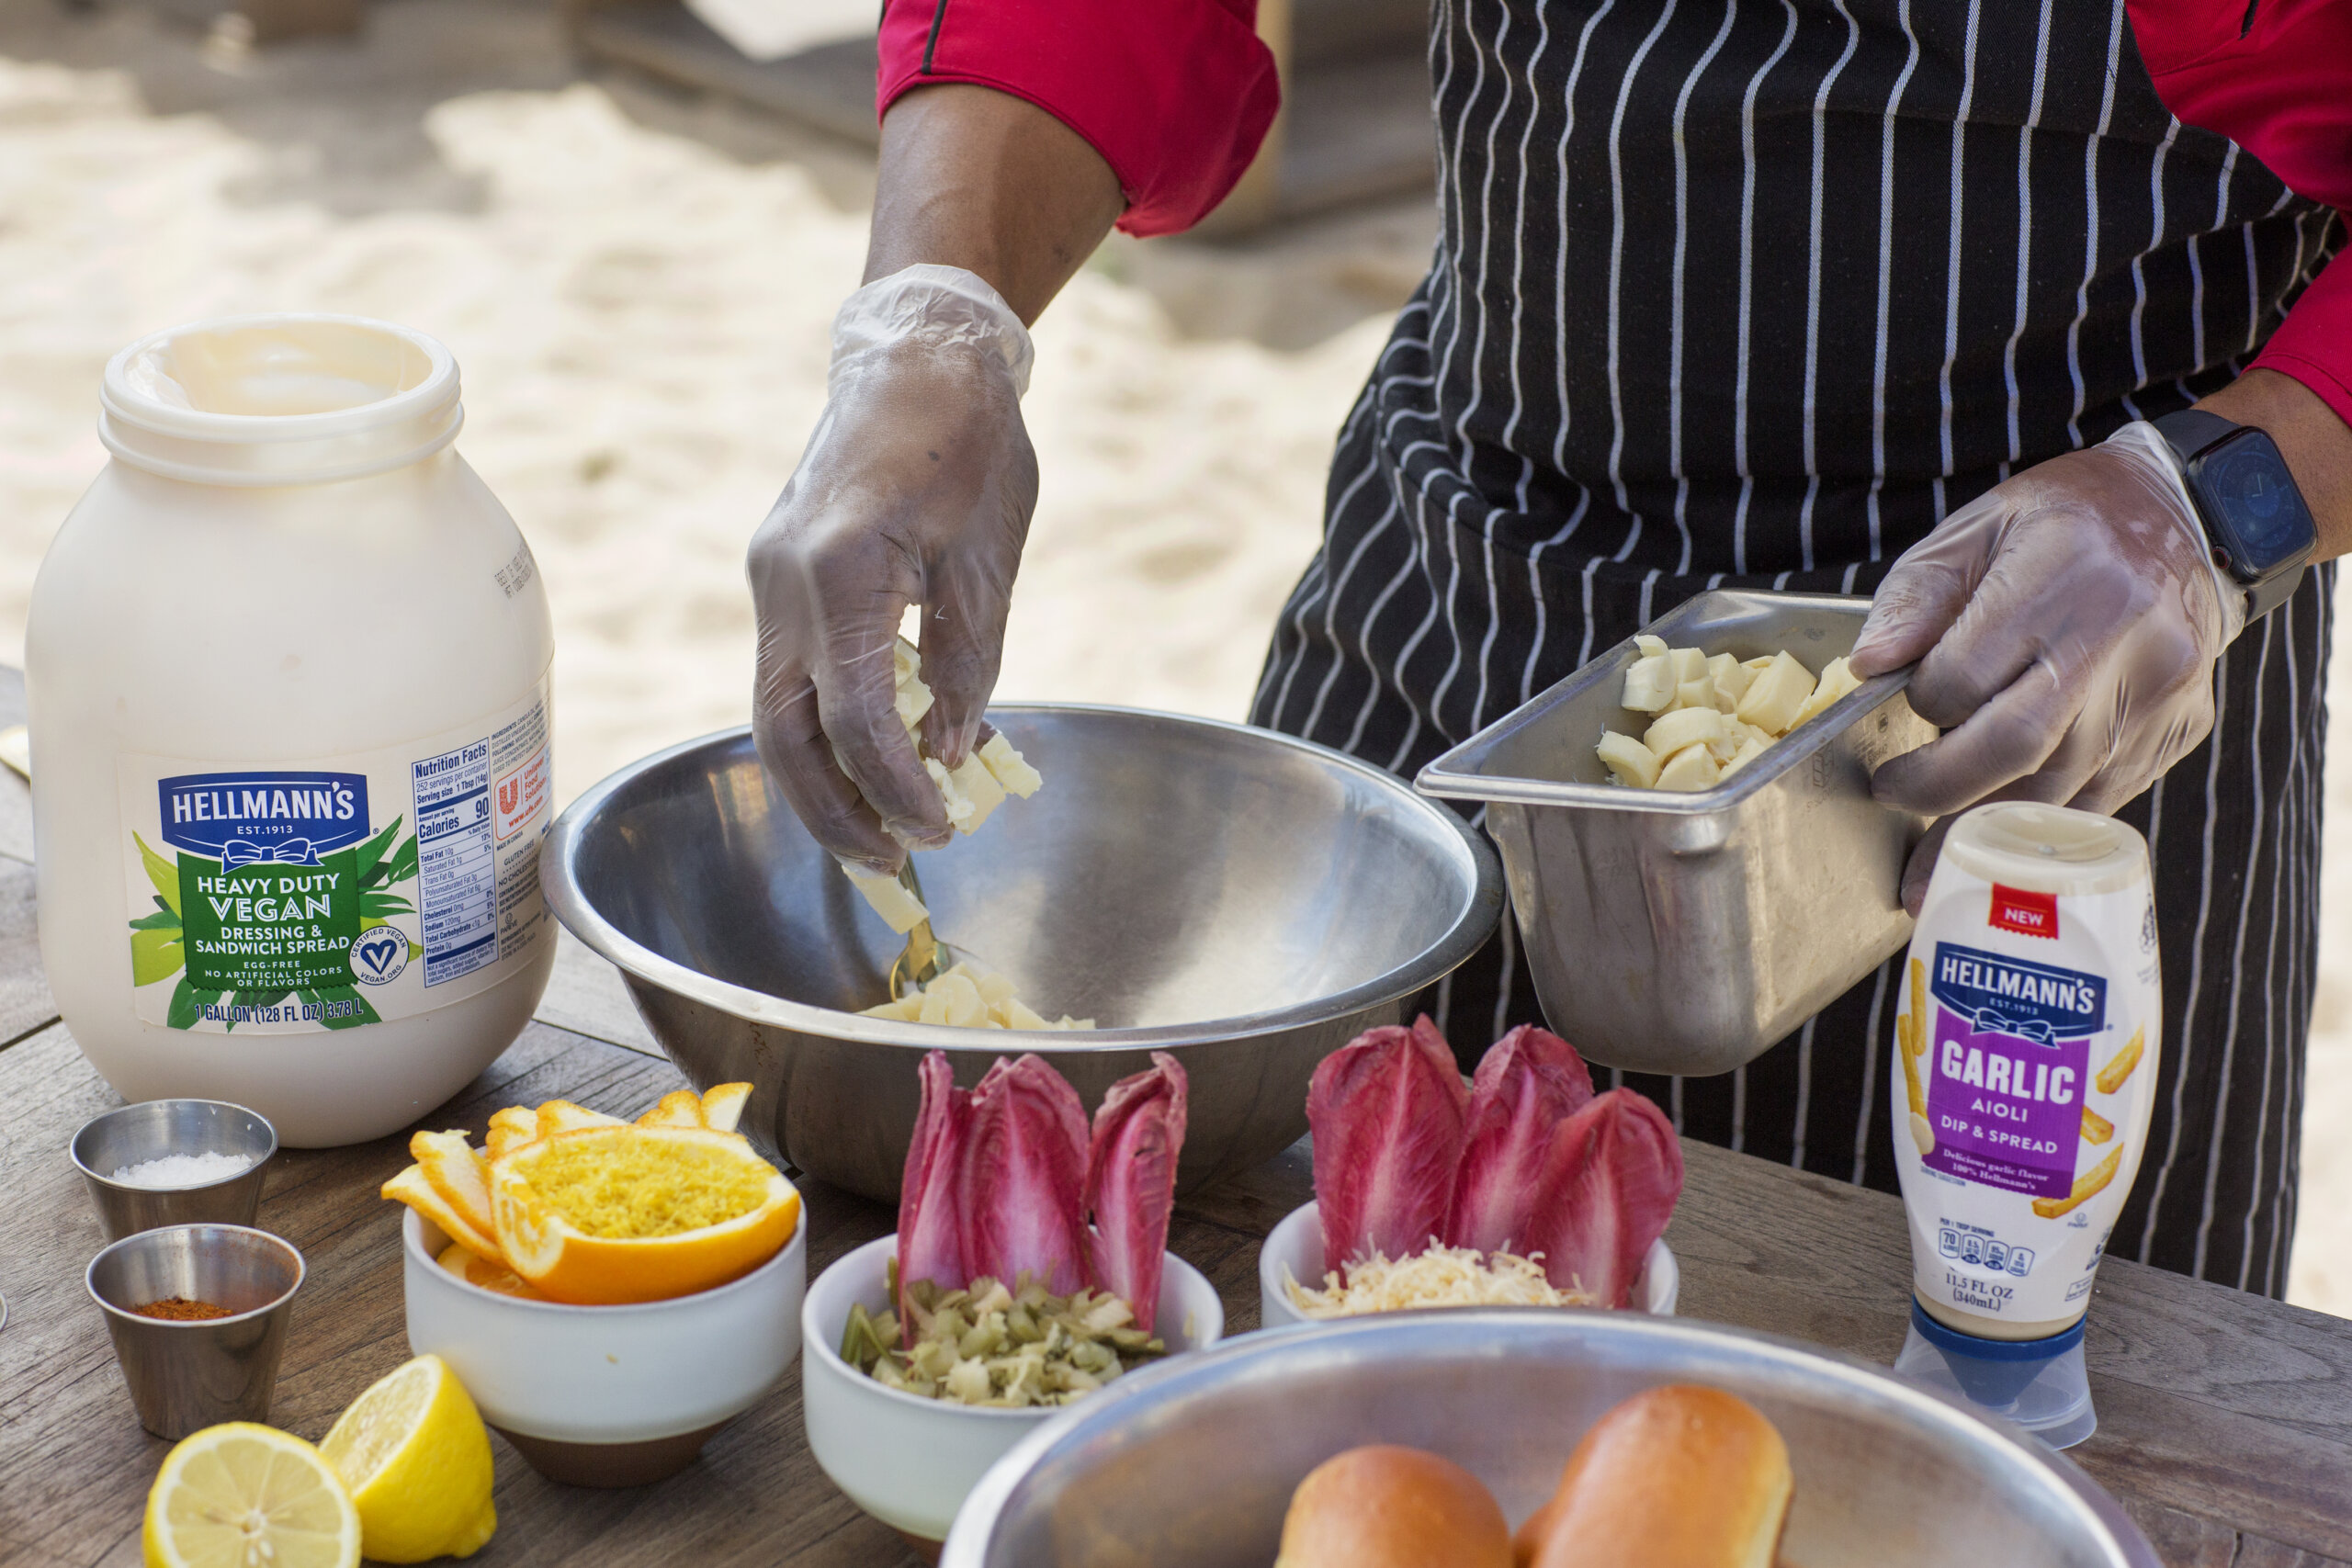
[1922,1004,2089,1198]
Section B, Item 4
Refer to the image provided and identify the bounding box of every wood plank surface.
[535,927,662,1058]
[1,932,2347,1563]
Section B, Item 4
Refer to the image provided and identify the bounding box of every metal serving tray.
[1418,591,1934,1077]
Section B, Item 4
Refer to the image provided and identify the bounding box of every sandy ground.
[2,0,2346,1314]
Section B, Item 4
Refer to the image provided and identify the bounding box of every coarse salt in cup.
[29,315,556,1146]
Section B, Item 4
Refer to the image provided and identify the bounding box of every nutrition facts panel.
[412,736,499,987]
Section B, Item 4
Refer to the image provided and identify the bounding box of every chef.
[746,0,2352,1293]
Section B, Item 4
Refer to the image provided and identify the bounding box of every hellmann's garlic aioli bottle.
[1888,800,2157,1448]
[28,315,555,1146]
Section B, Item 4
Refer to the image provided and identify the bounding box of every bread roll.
[1515,1385,1791,1568]
[1276,1445,1512,1568]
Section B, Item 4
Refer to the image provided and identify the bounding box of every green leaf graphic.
[130,928,184,987]
[129,908,181,932]
[359,893,414,919]
[355,817,405,889]
[167,979,221,1031]
[385,834,419,886]
[134,833,181,917]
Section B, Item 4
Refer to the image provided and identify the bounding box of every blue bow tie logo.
[1968,1005,2056,1045]
[220,839,320,869]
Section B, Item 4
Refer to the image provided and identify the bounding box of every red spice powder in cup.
[132,1297,232,1322]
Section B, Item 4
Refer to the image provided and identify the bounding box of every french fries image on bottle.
[2032,1145,2123,1220]
[2080,1106,2114,1145]
[2095,1027,2145,1095]
[1899,1015,1927,1116]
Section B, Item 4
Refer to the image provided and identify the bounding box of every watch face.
[2191,428,2317,574]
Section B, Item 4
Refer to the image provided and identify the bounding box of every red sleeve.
[2128,0,2352,427]
[876,0,1281,239]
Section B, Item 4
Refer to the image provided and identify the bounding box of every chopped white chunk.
[1735,649,1815,734]
[1597,730,1661,788]
[1620,653,1677,713]
[1654,742,1722,792]
[1642,705,1726,758]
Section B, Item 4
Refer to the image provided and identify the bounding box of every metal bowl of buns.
[942,1311,2160,1568]
[542,707,1502,1202]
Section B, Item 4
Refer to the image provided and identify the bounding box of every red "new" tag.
[1989,885,2059,940]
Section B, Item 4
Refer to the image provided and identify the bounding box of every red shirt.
[876,0,2351,427]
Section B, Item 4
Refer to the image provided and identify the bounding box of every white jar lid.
[97,314,463,487]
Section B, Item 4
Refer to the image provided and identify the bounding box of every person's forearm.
[865,85,1126,325]
[2193,367,2352,561]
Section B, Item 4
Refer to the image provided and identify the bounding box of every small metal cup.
[71,1100,277,1242]
[85,1224,304,1438]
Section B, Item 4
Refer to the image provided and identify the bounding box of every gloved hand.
[1849,420,2245,908]
[748,264,1038,872]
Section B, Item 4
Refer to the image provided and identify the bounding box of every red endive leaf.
[1443,1024,1595,1254]
[1307,1016,1471,1274]
[1083,1053,1188,1331]
[960,1054,1092,1297]
[1521,1089,1684,1307]
[897,1050,970,1320]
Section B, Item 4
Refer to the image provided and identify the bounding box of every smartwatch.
[2151,408,2318,622]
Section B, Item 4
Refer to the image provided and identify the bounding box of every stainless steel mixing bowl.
[542,707,1501,1201]
[944,1312,2160,1568]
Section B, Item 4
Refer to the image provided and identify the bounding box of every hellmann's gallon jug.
[28,314,555,1146]
[1888,800,2158,1448]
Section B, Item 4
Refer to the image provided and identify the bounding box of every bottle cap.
[1893,1302,2097,1449]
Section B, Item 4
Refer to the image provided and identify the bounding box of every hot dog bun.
[1515,1385,1791,1568]
[1275,1445,1512,1568]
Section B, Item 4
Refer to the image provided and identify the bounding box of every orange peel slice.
[484,1107,538,1162]
[489,1125,798,1305]
[536,1100,625,1143]
[383,1163,500,1260]
[410,1130,494,1243]
[637,1089,707,1130]
[435,1240,544,1300]
[698,1082,752,1134]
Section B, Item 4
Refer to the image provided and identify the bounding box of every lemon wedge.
[142,1423,360,1568]
[318,1355,496,1562]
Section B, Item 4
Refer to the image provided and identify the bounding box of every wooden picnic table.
[0,670,2347,1566]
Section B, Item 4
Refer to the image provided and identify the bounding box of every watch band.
[2150,408,2240,466]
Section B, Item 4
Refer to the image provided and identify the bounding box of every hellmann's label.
[119,684,551,1033]
[1921,944,2105,1201]
[1891,805,2159,1336]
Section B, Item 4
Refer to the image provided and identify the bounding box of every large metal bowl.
[944,1312,2160,1568]
[542,707,1501,1201]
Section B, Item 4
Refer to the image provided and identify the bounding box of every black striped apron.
[1250,0,2343,1294]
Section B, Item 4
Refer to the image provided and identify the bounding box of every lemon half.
[318,1354,496,1562]
[143,1423,360,1568]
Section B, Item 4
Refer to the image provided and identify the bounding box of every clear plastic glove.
[1849,421,2244,908]
[748,264,1037,872]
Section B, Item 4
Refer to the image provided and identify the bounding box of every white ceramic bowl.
[401,1204,805,1485]
[802,1235,1225,1544]
[1255,1200,1678,1328]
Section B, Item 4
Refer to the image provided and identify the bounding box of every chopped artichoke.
[841,1271,1167,1408]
